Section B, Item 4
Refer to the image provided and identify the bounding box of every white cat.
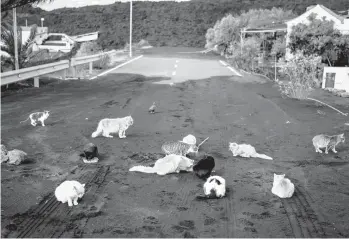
[271,173,295,198]
[229,142,273,160]
[91,116,133,138]
[203,175,226,198]
[20,110,50,126]
[55,180,86,207]
[129,154,194,176]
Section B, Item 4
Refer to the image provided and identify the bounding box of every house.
[20,25,99,53]
[20,26,48,45]
[285,4,349,60]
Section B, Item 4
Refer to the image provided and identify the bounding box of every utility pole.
[129,0,132,58]
[13,7,19,70]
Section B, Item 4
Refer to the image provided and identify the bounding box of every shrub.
[75,41,103,57]
[93,53,111,69]
[277,52,322,99]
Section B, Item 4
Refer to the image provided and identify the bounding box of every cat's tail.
[129,165,155,174]
[20,117,30,124]
[91,122,102,138]
[253,153,273,160]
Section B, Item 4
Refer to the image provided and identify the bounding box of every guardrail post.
[61,69,66,80]
[69,58,76,78]
[89,62,93,74]
[34,77,39,87]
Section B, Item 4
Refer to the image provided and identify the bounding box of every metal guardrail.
[1,60,70,86]
[0,50,117,87]
[71,50,116,67]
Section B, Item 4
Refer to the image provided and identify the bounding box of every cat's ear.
[282,174,285,177]
[340,133,344,137]
[82,184,85,187]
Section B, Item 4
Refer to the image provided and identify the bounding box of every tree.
[278,51,322,99]
[1,23,38,70]
[288,13,349,66]
[1,0,54,13]
[205,8,296,53]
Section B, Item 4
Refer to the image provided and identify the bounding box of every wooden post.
[72,66,76,77]
[89,62,93,74]
[34,77,39,87]
[274,55,277,81]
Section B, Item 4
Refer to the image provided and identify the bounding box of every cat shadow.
[47,119,66,126]
[194,187,231,201]
[22,157,36,164]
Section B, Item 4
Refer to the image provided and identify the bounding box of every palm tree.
[1,22,38,71]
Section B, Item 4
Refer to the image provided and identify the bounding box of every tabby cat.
[312,133,345,154]
[161,141,198,156]
[20,110,50,126]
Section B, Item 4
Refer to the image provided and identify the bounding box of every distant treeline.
[12,0,349,49]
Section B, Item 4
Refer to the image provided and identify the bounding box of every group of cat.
[19,110,346,205]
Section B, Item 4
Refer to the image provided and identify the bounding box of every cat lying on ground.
[129,154,194,175]
[229,142,273,160]
[271,173,294,198]
[193,155,215,179]
[196,176,226,199]
[55,180,86,207]
[91,116,133,138]
[20,110,50,126]
[312,133,345,154]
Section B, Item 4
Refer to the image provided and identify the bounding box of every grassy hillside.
[13,0,349,49]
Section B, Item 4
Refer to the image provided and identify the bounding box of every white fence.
[1,50,117,87]
[322,67,349,92]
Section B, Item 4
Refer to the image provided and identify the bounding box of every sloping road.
[108,56,239,84]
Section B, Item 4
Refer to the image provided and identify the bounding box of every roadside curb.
[90,55,144,80]
[219,60,242,77]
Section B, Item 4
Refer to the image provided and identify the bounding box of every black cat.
[193,155,215,180]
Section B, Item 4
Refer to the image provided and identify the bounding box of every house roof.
[287,4,345,24]
[243,23,287,33]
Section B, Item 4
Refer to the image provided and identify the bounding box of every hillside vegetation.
[13,0,349,49]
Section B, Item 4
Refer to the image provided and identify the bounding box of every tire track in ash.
[281,186,327,238]
[206,79,237,237]
[12,166,102,238]
[160,175,195,236]
[8,166,109,238]
[53,165,110,238]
